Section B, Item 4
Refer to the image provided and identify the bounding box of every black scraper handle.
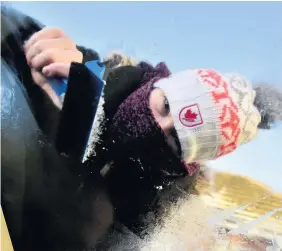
[55,61,105,162]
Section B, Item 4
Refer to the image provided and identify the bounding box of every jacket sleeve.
[1,6,101,139]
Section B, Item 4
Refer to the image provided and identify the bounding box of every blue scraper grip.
[47,60,105,100]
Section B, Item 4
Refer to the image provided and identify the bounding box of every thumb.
[42,62,71,78]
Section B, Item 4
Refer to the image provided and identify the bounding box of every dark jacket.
[1,6,114,251]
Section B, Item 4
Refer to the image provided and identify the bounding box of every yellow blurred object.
[119,56,137,67]
[103,50,137,69]
[194,171,282,248]
[1,207,14,251]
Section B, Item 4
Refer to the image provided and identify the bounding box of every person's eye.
[164,97,170,113]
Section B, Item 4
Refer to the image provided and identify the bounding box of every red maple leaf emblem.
[183,109,198,122]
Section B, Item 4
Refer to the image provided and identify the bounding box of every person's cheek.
[149,92,160,120]
[150,103,170,131]
[159,116,174,135]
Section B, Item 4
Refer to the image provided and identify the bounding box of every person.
[63,62,279,250]
[2,5,273,251]
[42,56,263,249]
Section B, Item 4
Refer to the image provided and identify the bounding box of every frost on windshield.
[2,2,282,251]
[96,166,282,251]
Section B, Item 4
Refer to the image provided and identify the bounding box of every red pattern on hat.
[196,69,241,158]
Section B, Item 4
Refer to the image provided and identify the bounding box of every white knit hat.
[154,68,261,163]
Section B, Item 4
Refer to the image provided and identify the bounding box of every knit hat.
[154,68,261,163]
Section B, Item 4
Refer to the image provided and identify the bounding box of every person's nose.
[159,115,174,135]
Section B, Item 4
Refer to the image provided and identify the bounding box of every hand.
[42,62,71,78]
[24,27,82,70]
[24,27,82,106]
[30,68,64,109]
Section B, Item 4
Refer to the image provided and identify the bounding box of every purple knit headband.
[138,61,171,87]
[111,62,172,137]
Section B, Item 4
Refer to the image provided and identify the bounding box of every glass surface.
[4,2,282,250]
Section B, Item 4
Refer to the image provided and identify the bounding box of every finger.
[30,48,82,69]
[25,37,76,64]
[24,27,66,51]
[43,62,71,78]
[31,69,63,109]
[40,82,63,110]
[31,68,47,88]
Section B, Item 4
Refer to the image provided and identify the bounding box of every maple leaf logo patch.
[179,104,203,127]
[183,109,198,122]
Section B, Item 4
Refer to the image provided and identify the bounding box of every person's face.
[149,88,181,158]
[100,78,199,178]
